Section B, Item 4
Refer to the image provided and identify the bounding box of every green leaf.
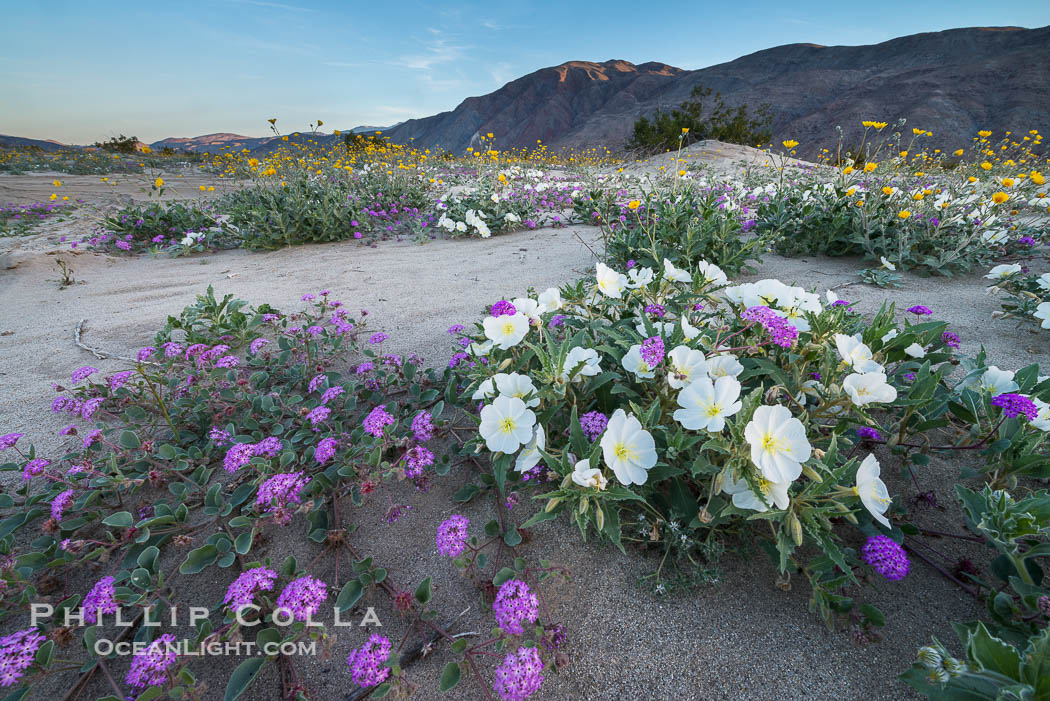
[335,581,364,612]
[503,525,522,547]
[414,577,432,605]
[179,544,218,575]
[966,622,1022,680]
[224,658,268,701]
[439,662,461,692]
[119,430,141,451]
[492,568,515,587]
[102,512,134,528]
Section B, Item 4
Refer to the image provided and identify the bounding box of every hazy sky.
[3,1,1048,144]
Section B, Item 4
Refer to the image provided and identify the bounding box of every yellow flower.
[843,166,854,174]
[898,210,911,219]
[991,192,1009,204]
[627,200,641,210]
[334,130,341,136]
[316,119,323,126]
[49,193,57,201]
[873,122,887,129]
[978,130,992,138]
[268,118,277,124]
[199,185,206,191]
[899,151,908,158]
[282,136,288,141]
[782,140,798,149]
[1001,177,1015,187]
[681,127,689,134]
[846,187,856,196]
[881,186,894,196]
[52,179,61,187]
[62,196,68,201]
[912,193,924,201]
[864,162,877,173]
[856,200,865,207]
[967,176,977,183]
[953,149,964,156]
[912,128,925,135]
[155,177,164,188]
[487,132,494,138]
[980,162,992,170]
[1032,172,1046,185]
[861,120,873,128]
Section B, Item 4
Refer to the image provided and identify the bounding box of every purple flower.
[321,386,345,404]
[0,433,23,452]
[137,346,156,362]
[215,355,239,368]
[490,300,517,317]
[547,314,566,329]
[645,303,666,318]
[314,437,338,464]
[448,352,469,368]
[308,374,327,393]
[384,503,411,523]
[411,412,434,442]
[639,336,666,367]
[493,579,539,635]
[275,576,327,621]
[306,406,331,426]
[249,338,270,354]
[107,371,134,391]
[906,305,933,317]
[941,331,961,348]
[368,332,389,344]
[436,515,470,557]
[580,411,608,441]
[255,472,310,524]
[51,489,75,521]
[22,458,49,482]
[447,324,465,335]
[855,427,882,442]
[346,634,392,688]
[223,567,277,612]
[125,633,177,690]
[253,437,282,457]
[363,405,394,437]
[80,397,103,420]
[355,362,374,375]
[84,576,119,624]
[82,429,102,448]
[991,393,1038,421]
[0,628,46,688]
[493,646,544,701]
[740,306,799,348]
[162,342,184,358]
[862,535,910,581]
[71,366,98,384]
[209,426,231,446]
[223,442,255,472]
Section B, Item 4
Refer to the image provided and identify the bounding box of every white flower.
[515,424,545,472]
[482,313,530,350]
[696,260,727,286]
[982,229,1008,244]
[959,366,1019,396]
[984,264,1022,280]
[571,458,608,490]
[666,346,708,389]
[626,266,655,289]
[673,376,742,432]
[471,377,496,401]
[880,256,896,271]
[622,345,656,379]
[1032,398,1050,432]
[560,346,601,382]
[494,373,539,408]
[881,329,898,343]
[512,298,542,326]
[478,396,536,454]
[596,263,628,298]
[537,287,562,312]
[722,474,790,512]
[599,409,658,485]
[470,339,494,356]
[1036,273,1050,292]
[504,212,520,223]
[826,289,841,305]
[454,221,467,232]
[842,372,898,406]
[1035,302,1050,330]
[744,405,811,483]
[904,343,926,358]
[681,314,700,341]
[835,333,884,373]
[663,258,691,283]
[438,215,455,231]
[490,193,500,203]
[707,354,743,379]
[855,454,892,528]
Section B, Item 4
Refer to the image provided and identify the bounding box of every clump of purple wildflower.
[84,576,119,624]
[51,489,74,521]
[639,336,665,367]
[547,314,566,329]
[253,437,282,457]
[0,628,46,688]
[223,443,255,472]
[321,386,345,404]
[403,445,434,479]
[493,646,544,701]
[223,567,277,612]
[209,427,231,447]
[249,338,270,354]
[991,393,1038,420]
[306,405,331,426]
[384,503,411,523]
[447,324,465,335]
[125,633,177,690]
[308,374,327,393]
[862,535,910,581]
[855,427,882,442]
[493,579,539,635]
[740,306,799,348]
[411,412,434,442]
[580,411,608,441]
[346,634,392,688]
[363,405,394,437]
[275,576,327,621]
[255,472,310,525]
[369,332,389,344]
[0,433,23,452]
[941,331,961,348]
[436,515,470,557]
[314,437,338,464]
[645,303,666,318]
[907,305,933,317]
[71,366,98,384]
[490,300,517,317]
[22,458,49,482]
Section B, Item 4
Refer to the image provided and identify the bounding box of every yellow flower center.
[613,442,637,462]
[704,403,722,418]
[501,321,516,336]
[498,418,516,434]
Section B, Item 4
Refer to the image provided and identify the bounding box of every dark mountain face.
[382,26,1050,155]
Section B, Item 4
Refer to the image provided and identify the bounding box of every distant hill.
[381,25,1050,155]
[0,134,76,152]
[149,125,394,154]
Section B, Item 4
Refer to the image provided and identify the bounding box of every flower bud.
[802,464,823,483]
[788,511,803,546]
[595,506,605,531]
[545,497,561,513]
[926,667,950,684]
[917,646,942,669]
[942,657,966,677]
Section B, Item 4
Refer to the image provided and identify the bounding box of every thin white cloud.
[226,0,316,12]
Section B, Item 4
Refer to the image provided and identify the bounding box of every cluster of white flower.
[438,208,490,237]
